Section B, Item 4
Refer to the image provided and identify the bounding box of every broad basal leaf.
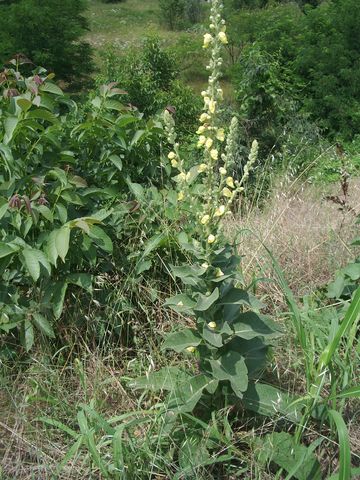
[130,367,190,391]
[162,328,201,353]
[210,351,248,398]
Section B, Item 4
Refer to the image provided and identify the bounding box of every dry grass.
[1,174,359,479]
[226,176,360,306]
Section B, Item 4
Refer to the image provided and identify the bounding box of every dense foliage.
[1,0,360,479]
[226,0,360,141]
[0,0,93,81]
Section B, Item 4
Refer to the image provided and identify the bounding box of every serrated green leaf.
[88,225,113,253]
[32,313,55,338]
[0,242,18,258]
[56,226,70,262]
[67,273,93,293]
[21,320,34,352]
[36,204,53,222]
[22,248,40,281]
[0,197,8,219]
[46,230,59,266]
[51,280,68,319]
[40,82,64,96]
[4,116,18,143]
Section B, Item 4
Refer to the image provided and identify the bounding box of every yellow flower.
[208,99,216,114]
[198,163,207,173]
[203,33,213,48]
[177,191,184,201]
[216,128,225,142]
[168,151,176,160]
[186,346,196,353]
[201,262,209,269]
[204,96,210,105]
[208,321,217,329]
[214,205,226,217]
[222,187,233,198]
[207,234,216,244]
[200,113,210,123]
[197,135,206,148]
[201,214,210,225]
[218,32,228,44]
[219,167,227,175]
[179,172,187,182]
[205,137,213,150]
[171,159,178,168]
[177,301,184,306]
[210,149,218,160]
[226,176,235,188]
[197,125,206,135]
[215,268,224,278]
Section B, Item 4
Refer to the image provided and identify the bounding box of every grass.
[1,2,360,478]
[1,169,359,478]
[84,0,234,95]
[85,0,173,49]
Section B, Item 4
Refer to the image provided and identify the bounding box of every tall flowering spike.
[163,0,259,250]
[223,117,239,169]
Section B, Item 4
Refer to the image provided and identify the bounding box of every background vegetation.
[0,0,360,479]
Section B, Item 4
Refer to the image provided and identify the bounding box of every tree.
[0,0,93,81]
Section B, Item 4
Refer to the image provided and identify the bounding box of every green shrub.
[0,0,93,82]
[0,62,166,352]
[159,0,204,30]
[99,38,201,136]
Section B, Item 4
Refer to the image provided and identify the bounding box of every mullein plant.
[136,0,281,412]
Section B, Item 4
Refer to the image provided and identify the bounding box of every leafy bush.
[99,38,202,136]
[159,0,204,30]
[0,0,93,82]
[226,0,360,140]
[0,62,166,352]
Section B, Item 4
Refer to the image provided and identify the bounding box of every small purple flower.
[9,194,22,209]
[33,75,43,85]
[38,194,49,206]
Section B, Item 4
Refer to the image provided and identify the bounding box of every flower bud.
[203,33,213,48]
[218,32,228,44]
[216,129,225,142]
[208,321,217,329]
[207,234,216,244]
[208,99,216,114]
[205,138,213,150]
[226,177,235,188]
[200,113,210,123]
[222,187,232,198]
[201,214,210,225]
[215,268,224,278]
[214,205,226,217]
[210,149,218,160]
